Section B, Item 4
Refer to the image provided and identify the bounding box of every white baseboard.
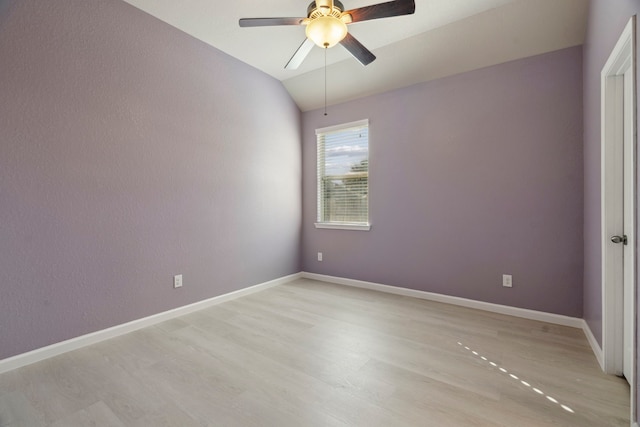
[0,273,302,374]
[0,272,603,376]
[301,272,584,329]
[581,319,604,370]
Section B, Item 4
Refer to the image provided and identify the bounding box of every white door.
[601,19,636,421]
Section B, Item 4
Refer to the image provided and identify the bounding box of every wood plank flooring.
[0,279,630,426]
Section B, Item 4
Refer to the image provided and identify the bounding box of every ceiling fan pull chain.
[324,46,328,116]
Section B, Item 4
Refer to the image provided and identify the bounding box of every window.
[316,119,370,231]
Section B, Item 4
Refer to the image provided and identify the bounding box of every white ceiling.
[122,0,588,111]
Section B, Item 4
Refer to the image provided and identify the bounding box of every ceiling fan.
[239,0,416,70]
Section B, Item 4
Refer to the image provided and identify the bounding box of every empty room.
[1,0,640,426]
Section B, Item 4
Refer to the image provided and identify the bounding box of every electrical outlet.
[502,274,512,288]
[318,252,323,262]
[174,274,183,289]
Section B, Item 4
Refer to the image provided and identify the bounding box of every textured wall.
[302,47,584,317]
[0,0,301,359]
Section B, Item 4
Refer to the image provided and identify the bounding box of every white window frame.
[315,119,371,231]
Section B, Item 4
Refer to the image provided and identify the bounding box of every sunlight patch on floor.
[457,341,576,414]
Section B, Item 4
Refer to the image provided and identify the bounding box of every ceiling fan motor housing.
[307,1,345,18]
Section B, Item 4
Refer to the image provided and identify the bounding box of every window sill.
[314,223,371,231]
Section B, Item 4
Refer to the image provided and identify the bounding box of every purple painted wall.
[302,47,584,317]
[0,0,301,360]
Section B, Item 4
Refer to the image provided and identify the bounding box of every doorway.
[601,15,637,422]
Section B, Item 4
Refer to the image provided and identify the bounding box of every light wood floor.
[0,279,630,426]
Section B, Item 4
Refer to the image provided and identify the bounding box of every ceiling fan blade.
[343,0,415,23]
[285,38,315,70]
[239,17,306,27]
[340,33,376,66]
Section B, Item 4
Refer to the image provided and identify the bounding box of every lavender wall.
[0,0,301,360]
[302,47,584,317]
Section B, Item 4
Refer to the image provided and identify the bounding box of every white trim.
[582,319,605,370]
[1,271,607,381]
[314,222,371,231]
[315,118,369,134]
[301,272,583,329]
[0,273,302,374]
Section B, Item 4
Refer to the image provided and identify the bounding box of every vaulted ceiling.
[122,0,588,111]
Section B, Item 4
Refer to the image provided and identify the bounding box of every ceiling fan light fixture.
[305,16,347,48]
[240,0,415,68]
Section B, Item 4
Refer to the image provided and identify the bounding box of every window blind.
[316,119,369,225]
